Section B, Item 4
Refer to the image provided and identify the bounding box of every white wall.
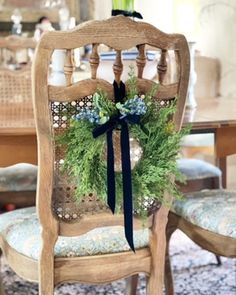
[92,0,236,97]
[135,0,174,33]
[197,0,236,97]
[93,0,112,20]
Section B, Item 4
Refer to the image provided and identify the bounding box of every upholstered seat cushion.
[0,163,37,192]
[171,189,236,239]
[177,158,222,180]
[0,207,149,259]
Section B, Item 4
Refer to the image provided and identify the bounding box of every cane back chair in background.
[0,36,37,211]
[0,35,36,68]
[0,16,190,294]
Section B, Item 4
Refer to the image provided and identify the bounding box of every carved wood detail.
[158,49,167,84]
[89,43,99,79]
[113,50,123,84]
[64,49,75,86]
[136,44,146,78]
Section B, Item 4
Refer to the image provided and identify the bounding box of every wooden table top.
[183,96,236,130]
[1,96,236,135]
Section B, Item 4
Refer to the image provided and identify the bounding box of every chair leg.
[0,250,6,295]
[39,231,57,295]
[125,275,139,295]
[215,255,222,266]
[164,226,176,295]
[146,207,170,295]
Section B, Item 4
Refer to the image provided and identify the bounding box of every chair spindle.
[89,44,99,79]
[158,49,167,84]
[136,45,146,78]
[64,49,75,86]
[113,50,123,84]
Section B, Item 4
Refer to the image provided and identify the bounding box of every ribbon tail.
[113,80,126,103]
[121,122,135,252]
[132,11,143,19]
[107,130,116,214]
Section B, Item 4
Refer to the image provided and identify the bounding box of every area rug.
[1,230,236,294]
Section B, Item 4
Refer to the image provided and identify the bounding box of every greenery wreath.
[58,70,189,219]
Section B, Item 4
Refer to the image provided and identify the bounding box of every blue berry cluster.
[117,96,147,117]
[74,107,100,124]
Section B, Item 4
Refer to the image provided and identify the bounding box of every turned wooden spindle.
[136,45,146,78]
[113,50,123,84]
[89,44,99,79]
[158,49,167,84]
[64,49,75,86]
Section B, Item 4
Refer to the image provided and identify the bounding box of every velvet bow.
[112,9,143,19]
[92,81,140,252]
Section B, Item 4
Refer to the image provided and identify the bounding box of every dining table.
[183,96,236,188]
[1,95,236,188]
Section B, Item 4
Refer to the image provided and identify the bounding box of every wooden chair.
[165,189,236,294]
[0,36,37,210]
[0,16,190,294]
[177,158,222,193]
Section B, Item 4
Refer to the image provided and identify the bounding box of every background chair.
[0,35,37,211]
[179,55,224,192]
[0,16,190,294]
[165,189,236,295]
[0,35,36,68]
[177,158,222,193]
[180,55,222,183]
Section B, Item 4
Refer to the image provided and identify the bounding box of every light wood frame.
[0,16,190,294]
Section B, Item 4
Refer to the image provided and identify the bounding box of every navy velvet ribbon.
[112,9,143,19]
[92,81,139,252]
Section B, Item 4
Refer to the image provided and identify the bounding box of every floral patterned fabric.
[177,158,222,180]
[0,164,37,192]
[172,189,236,239]
[0,207,149,259]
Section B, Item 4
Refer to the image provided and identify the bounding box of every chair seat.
[171,189,236,239]
[0,163,37,192]
[0,207,149,259]
[177,158,221,180]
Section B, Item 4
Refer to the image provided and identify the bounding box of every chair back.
[0,36,37,128]
[195,55,221,98]
[0,35,36,68]
[32,16,190,238]
[0,66,35,128]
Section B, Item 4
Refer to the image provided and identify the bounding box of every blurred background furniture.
[177,158,222,193]
[0,35,36,67]
[165,189,236,295]
[176,55,222,193]
[0,164,37,210]
[181,55,221,166]
[183,96,236,189]
[0,35,37,211]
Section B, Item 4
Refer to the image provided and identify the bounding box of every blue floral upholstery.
[172,189,236,239]
[0,207,149,259]
[0,163,37,192]
[177,158,222,181]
